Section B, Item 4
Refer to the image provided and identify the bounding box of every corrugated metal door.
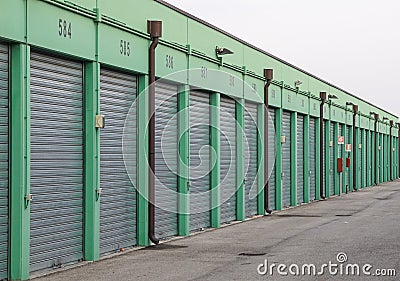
[338,125,343,192]
[268,109,276,210]
[368,130,372,185]
[220,96,237,223]
[0,43,8,280]
[359,129,362,188]
[30,52,84,271]
[346,126,350,190]
[330,122,334,196]
[154,83,178,238]
[363,130,367,187]
[297,115,304,204]
[100,68,137,254]
[190,91,211,231]
[309,118,316,201]
[282,111,291,208]
[245,102,258,217]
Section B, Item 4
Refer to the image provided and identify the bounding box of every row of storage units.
[0,43,399,279]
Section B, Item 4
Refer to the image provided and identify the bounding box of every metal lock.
[95,115,105,128]
[25,194,33,202]
[359,144,362,149]
[281,136,286,143]
[97,188,103,195]
[329,140,333,147]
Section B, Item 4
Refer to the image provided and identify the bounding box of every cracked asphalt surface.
[33,182,400,281]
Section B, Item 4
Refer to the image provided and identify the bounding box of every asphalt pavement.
[33,181,400,281]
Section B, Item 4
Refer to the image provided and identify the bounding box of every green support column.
[303,115,310,203]
[137,75,149,246]
[275,108,283,210]
[367,130,371,187]
[236,100,245,220]
[333,122,339,195]
[9,43,30,281]
[290,112,297,206]
[83,62,100,261]
[349,126,354,191]
[383,134,387,182]
[379,134,385,183]
[210,93,220,228]
[257,104,265,214]
[315,118,321,200]
[372,131,376,185]
[355,127,360,189]
[178,85,190,236]
[341,124,346,193]
[325,120,330,197]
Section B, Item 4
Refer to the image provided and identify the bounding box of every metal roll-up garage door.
[100,68,137,254]
[155,82,178,238]
[309,118,316,201]
[297,115,304,204]
[268,109,276,210]
[0,43,9,280]
[220,96,237,223]
[244,102,258,217]
[363,130,367,187]
[190,91,211,231]
[368,130,372,185]
[359,129,362,188]
[30,52,84,271]
[329,122,334,196]
[282,111,291,208]
[346,126,351,191]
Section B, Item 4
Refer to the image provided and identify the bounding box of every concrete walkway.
[33,182,400,281]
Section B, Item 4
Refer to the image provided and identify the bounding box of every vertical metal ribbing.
[281,111,291,207]
[30,52,84,271]
[309,117,316,201]
[0,43,9,280]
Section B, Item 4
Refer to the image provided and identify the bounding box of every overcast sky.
[165,0,400,118]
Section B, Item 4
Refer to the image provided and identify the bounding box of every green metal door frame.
[210,93,220,228]
[177,85,190,236]
[236,99,245,220]
[303,115,310,203]
[275,108,283,210]
[9,43,30,281]
[290,112,297,206]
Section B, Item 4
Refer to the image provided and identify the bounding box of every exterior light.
[328,94,338,99]
[216,46,234,56]
[294,80,302,87]
[346,102,355,106]
[383,117,389,121]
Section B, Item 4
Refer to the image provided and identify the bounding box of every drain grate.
[143,244,188,250]
[239,252,267,257]
[335,214,352,217]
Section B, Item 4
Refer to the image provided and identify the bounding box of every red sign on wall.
[345,144,352,152]
[338,136,344,145]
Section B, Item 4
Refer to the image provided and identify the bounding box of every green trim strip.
[178,85,190,236]
[236,100,245,220]
[9,43,30,281]
[137,75,150,246]
[83,61,100,261]
[210,93,221,228]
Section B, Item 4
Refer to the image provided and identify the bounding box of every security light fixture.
[346,102,355,106]
[216,46,234,56]
[383,117,389,121]
[328,94,338,99]
[370,111,377,115]
[294,80,302,87]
